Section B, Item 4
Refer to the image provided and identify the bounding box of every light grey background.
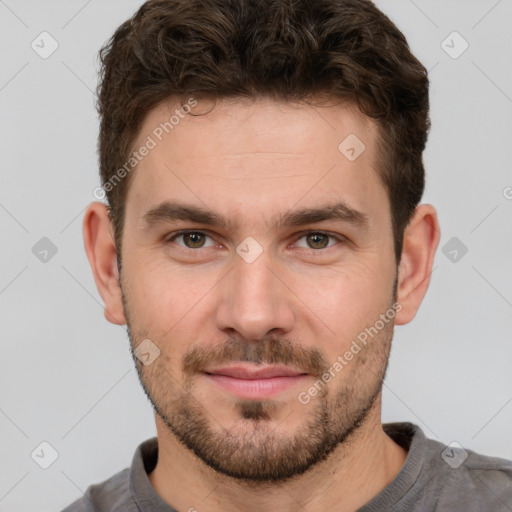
[0,1,511,510]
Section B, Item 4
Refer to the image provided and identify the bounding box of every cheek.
[302,259,394,350]
[124,255,219,336]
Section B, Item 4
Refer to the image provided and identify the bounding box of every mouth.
[203,364,310,399]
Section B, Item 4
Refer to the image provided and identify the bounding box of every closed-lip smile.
[203,364,310,399]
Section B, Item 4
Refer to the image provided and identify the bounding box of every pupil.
[186,233,204,247]
[309,233,328,249]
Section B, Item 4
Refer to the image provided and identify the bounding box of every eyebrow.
[140,200,369,232]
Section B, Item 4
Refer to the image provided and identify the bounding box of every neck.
[148,397,408,512]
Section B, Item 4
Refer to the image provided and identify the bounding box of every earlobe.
[394,204,440,325]
[82,201,127,326]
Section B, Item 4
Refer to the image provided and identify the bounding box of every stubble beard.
[121,281,396,483]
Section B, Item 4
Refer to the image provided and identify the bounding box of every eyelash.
[164,230,345,253]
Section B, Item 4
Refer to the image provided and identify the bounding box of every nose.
[214,251,296,341]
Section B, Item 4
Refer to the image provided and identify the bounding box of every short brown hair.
[96,0,430,267]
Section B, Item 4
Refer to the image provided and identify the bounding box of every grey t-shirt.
[61,422,512,511]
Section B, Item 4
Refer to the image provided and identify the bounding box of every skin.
[83,96,440,512]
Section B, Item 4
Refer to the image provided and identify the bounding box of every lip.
[204,364,307,379]
[203,364,309,399]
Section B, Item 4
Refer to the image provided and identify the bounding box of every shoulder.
[61,437,159,512]
[383,422,512,511]
[61,467,132,512]
[423,434,512,510]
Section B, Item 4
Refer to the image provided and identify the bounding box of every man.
[63,0,512,510]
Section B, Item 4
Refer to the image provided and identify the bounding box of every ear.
[394,203,440,325]
[82,201,127,325]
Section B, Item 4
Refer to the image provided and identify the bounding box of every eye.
[166,231,216,249]
[164,230,344,253]
[294,231,343,250]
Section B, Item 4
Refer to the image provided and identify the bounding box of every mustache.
[182,336,329,378]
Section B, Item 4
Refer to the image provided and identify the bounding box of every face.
[119,97,399,482]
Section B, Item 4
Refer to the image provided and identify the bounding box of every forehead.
[125,96,387,232]
[133,96,377,158]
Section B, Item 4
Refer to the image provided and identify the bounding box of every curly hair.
[96,0,430,266]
